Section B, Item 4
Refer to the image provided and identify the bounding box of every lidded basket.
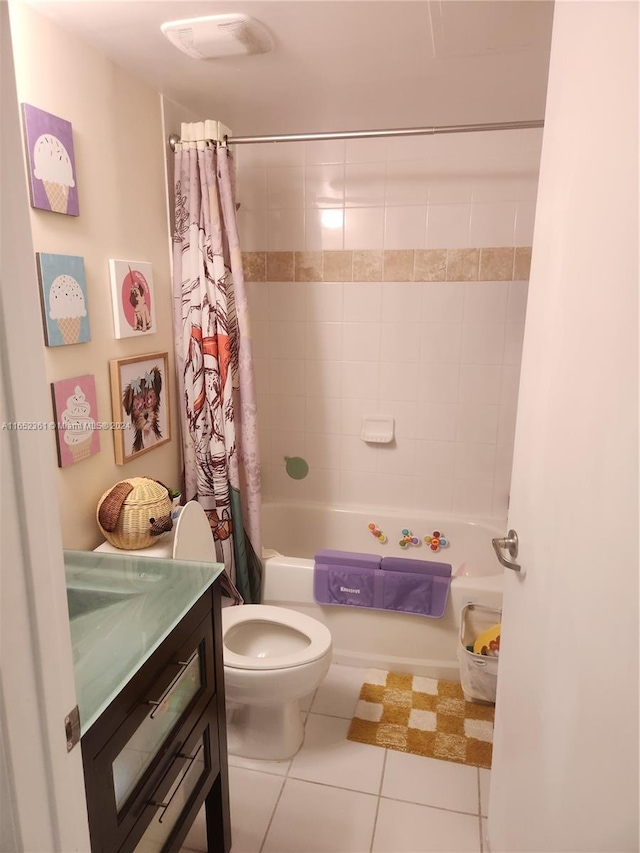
[96,477,173,550]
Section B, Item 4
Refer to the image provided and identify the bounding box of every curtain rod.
[168,119,544,151]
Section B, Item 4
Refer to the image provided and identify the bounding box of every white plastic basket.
[457,603,502,704]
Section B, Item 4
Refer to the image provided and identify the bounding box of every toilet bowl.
[222,604,332,760]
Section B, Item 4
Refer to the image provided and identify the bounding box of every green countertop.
[64,550,224,734]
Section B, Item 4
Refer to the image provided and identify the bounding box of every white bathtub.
[261,502,504,679]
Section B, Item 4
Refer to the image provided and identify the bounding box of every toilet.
[222,604,332,760]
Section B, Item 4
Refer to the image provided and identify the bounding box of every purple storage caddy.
[313,549,452,619]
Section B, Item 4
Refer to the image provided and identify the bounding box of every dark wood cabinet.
[81,581,231,853]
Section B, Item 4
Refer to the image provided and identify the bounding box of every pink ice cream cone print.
[62,385,95,463]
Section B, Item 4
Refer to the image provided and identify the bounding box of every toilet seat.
[222,605,331,671]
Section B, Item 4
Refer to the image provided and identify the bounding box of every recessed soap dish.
[361,415,395,444]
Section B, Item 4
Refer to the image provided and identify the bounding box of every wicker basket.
[96,477,173,550]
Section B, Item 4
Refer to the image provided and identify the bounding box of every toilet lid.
[222,605,332,670]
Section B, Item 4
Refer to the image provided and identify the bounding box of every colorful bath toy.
[424,530,449,552]
[368,522,387,544]
[399,528,420,548]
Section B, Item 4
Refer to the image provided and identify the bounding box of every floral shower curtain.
[172,137,261,604]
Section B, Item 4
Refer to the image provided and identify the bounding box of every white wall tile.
[385,161,429,205]
[268,282,307,322]
[251,321,271,360]
[305,323,344,361]
[236,142,267,168]
[345,136,387,163]
[419,324,463,364]
[471,176,522,203]
[497,399,518,445]
[469,201,517,247]
[253,357,270,394]
[382,281,423,323]
[305,432,341,469]
[386,135,432,161]
[376,400,417,439]
[305,164,345,208]
[384,206,427,249]
[500,364,521,407]
[341,362,379,400]
[304,138,346,165]
[345,163,386,207]
[338,470,381,505]
[270,395,306,432]
[418,363,460,404]
[494,442,515,485]
[269,429,305,469]
[237,209,268,251]
[454,442,496,481]
[460,323,505,365]
[306,396,342,435]
[340,398,379,436]
[413,477,454,513]
[426,204,471,249]
[344,208,385,249]
[458,364,503,406]
[305,360,343,398]
[507,281,529,322]
[236,166,267,209]
[379,361,420,402]
[245,283,270,322]
[270,322,306,359]
[427,177,472,205]
[380,323,421,364]
[421,282,465,323]
[452,480,494,516]
[491,485,510,520]
[463,281,509,324]
[377,439,416,476]
[306,282,344,322]
[377,473,418,511]
[304,208,344,251]
[417,402,458,442]
[504,323,525,365]
[267,165,304,209]
[343,282,382,323]
[270,359,306,396]
[339,435,379,473]
[514,199,537,244]
[456,404,499,443]
[414,440,455,479]
[343,322,381,361]
[256,393,271,430]
[264,141,305,167]
[267,209,305,250]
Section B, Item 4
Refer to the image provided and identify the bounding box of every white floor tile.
[289,713,385,794]
[479,768,490,817]
[373,798,481,852]
[228,752,291,776]
[262,778,378,853]
[310,663,368,718]
[382,751,480,814]
[182,768,284,853]
[481,817,489,852]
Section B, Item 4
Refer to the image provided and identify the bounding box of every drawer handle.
[147,651,198,718]
[148,744,203,823]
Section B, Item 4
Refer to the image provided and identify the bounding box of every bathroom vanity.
[65,549,231,853]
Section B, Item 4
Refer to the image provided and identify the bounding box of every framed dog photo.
[110,352,170,464]
[109,259,156,339]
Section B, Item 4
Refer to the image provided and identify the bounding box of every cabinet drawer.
[123,701,219,853]
[83,603,215,851]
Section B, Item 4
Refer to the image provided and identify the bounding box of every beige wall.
[9,1,180,550]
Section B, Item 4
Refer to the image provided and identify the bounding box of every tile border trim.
[242,247,532,283]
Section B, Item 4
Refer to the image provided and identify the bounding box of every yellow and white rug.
[347,669,494,769]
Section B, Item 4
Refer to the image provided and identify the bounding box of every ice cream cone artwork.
[43,180,70,214]
[62,385,95,464]
[57,316,81,345]
[49,274,86,346]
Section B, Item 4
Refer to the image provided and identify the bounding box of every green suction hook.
[284,456,309,480]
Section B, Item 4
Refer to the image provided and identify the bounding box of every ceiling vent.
[161,14,273,60]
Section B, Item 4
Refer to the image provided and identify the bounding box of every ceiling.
[27,0,554,136]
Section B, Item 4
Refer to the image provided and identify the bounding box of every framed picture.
[22,104,79,216]
[109,259,156,339]
[36,253,90,346]
[51,375,100,467]
[110,352,170,464]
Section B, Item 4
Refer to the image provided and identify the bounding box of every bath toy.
[399,528,420,548]
[368,522,387,544]
[284,456,309,480]
[424,530,449,552]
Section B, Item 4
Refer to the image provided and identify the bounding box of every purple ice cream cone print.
[22,104,79,216]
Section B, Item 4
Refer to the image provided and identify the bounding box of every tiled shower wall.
[236,130,542,519]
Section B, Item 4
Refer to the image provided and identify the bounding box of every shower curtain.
[172,137,262,604]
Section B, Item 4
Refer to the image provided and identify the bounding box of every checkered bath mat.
[347,669,494,769]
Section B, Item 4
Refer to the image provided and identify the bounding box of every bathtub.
[261,502,504,679]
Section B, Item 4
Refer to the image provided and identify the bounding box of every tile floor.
[183,664,491,853]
